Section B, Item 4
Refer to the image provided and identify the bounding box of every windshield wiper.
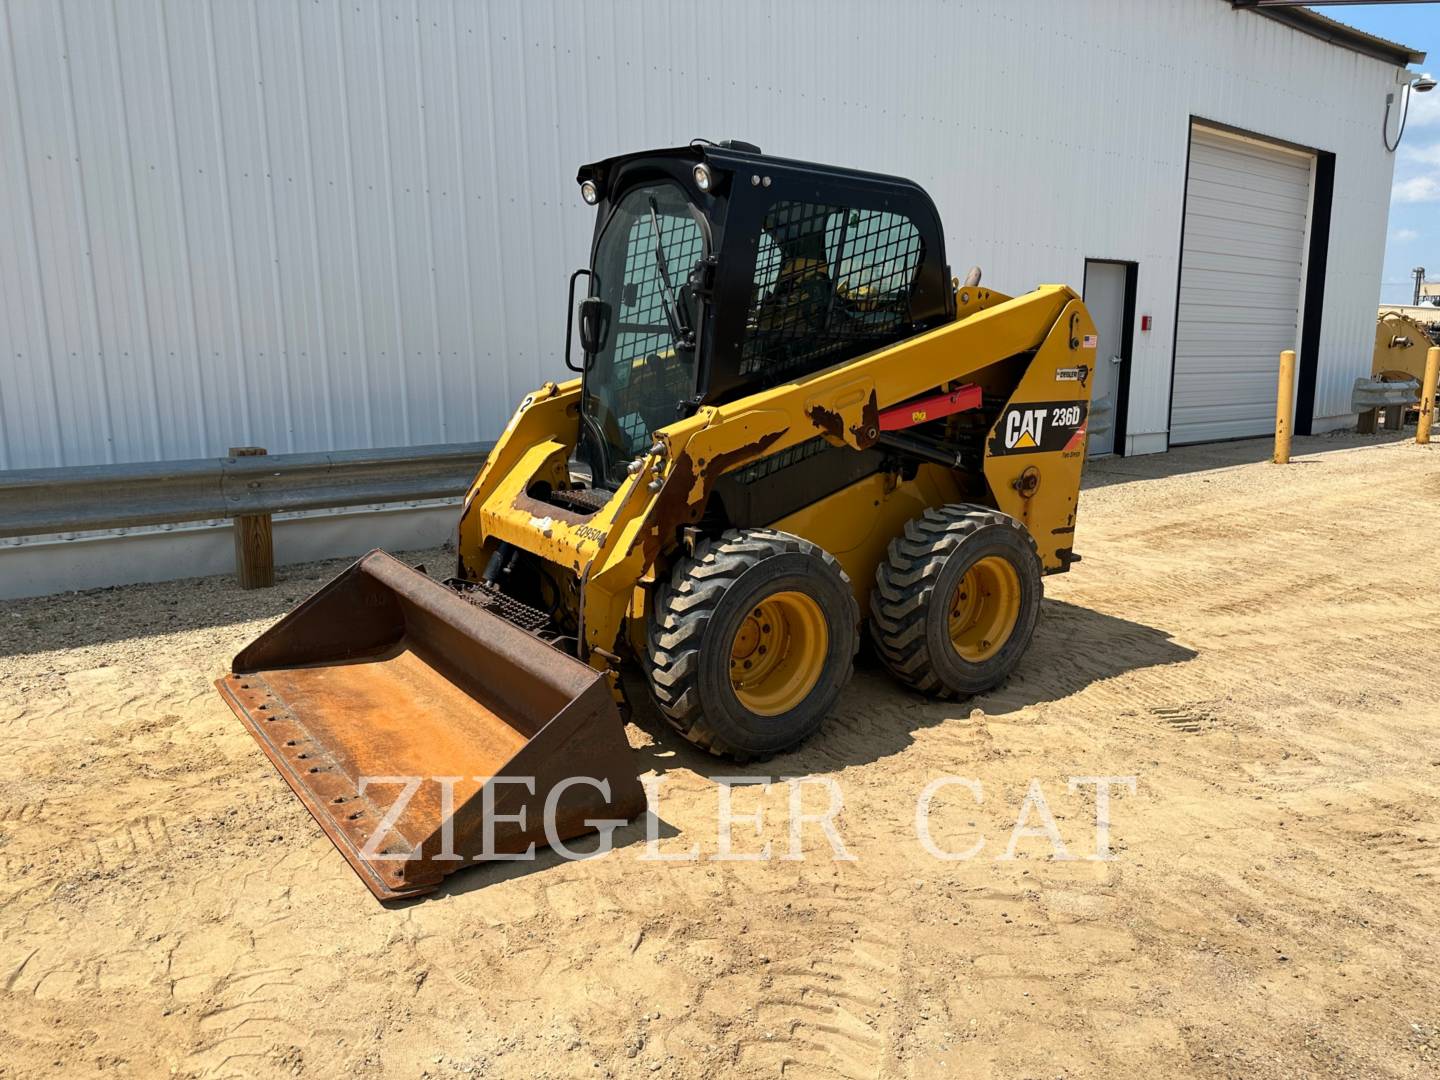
[647,198,693,349]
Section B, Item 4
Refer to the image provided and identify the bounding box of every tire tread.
[868,504,1039,700]
[644,528,857,762]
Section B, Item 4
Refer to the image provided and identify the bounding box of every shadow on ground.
[632,598,1197,783]
[415,811,683,904]
[400,598,1195,903]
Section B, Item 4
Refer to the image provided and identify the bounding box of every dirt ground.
[2,431,1439,1080]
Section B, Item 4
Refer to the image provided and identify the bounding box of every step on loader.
[218,141,1098,900]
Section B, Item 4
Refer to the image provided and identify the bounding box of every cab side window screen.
[739,202,923,381]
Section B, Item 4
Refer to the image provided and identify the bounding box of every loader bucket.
[216,549,646,901]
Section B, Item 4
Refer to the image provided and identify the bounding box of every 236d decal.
[989,401,1089,456]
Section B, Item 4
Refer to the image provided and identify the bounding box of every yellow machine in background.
[219,142,1098,899]
[1375,307,1440,385]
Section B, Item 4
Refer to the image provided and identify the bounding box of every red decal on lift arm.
[877,384,983,432]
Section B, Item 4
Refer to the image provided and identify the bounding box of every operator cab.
[571,141,954,487]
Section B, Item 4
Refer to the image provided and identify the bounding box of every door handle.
[564,268,593,373]
[1110,354,1124,365]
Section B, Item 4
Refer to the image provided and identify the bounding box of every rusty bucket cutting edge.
[216,549,647,902]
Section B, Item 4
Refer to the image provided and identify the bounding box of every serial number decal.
[989,401,1090,455]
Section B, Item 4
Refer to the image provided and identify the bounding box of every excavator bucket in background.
[216,550,646,901]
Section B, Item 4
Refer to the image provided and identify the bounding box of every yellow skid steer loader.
[218,141,1098,900]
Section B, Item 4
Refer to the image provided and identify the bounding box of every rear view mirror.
[579,297,611,357]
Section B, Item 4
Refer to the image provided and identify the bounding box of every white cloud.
[1408,87,1440,129]
[1392,227,1419,242]
[1399,140,1440,166]
[1393,175,1440,203]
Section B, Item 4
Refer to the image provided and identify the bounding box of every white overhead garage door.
[1171,126,1313,444]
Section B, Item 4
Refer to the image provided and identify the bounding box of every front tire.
[870,505,1042,698]
[645,529,859,761]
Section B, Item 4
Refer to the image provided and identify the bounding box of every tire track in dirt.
[1371,833,1440,882]
[735,885,894,1079]
[0,799,47,823]
[83,814,175,875]
[178,965,309,1079]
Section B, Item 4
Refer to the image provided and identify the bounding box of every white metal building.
[0,0,1424,590]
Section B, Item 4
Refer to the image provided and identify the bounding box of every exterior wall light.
[1385,72,1436,153]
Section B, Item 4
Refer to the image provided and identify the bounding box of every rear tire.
[870,505,1042,698]
[645,529,859,761]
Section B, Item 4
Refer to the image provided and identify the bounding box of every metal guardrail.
[1352,377,1420,412]
[0,442,493,540]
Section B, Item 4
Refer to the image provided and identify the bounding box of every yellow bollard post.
[1418,345,1440,446]
[1273,349,1296,464]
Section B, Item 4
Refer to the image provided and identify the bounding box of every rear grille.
[445,579,552,635]
[728,436,829,485]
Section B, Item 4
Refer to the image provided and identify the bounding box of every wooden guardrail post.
[1418,346,1440,446]
[229,447,274,588]
[1273,350,1296,464]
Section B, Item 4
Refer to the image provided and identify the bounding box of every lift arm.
[458,284,1097,667]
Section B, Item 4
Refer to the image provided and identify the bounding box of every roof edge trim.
[1230,2,1425,67]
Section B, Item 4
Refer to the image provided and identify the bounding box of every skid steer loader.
[218,141,1098,900]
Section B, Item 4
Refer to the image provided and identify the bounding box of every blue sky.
[1325,3,1440,302]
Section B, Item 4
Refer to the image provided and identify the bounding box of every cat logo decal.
[990,402,1089,456]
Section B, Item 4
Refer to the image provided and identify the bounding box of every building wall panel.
[0,0,1404,469]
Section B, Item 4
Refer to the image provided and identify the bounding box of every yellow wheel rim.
[729,591,829,716]
[947,556,1022,663]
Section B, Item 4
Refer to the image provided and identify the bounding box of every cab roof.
[576,140,938,204]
